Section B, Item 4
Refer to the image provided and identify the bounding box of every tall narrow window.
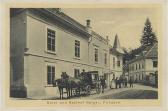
[47,65,55,85]
[117,60,120,67]
[74,69,80,78]
[104,53,107,65]
[95,48,98,62]
[75,40,80,58]
[153,61,158,67]
[142,63,144,69]
[113,57,115,68]
[47,28,56,52]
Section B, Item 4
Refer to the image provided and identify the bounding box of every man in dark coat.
[129,77,134,88]
[125,77,128,88]
[80,69,85,81]
[119,76,123,88]
[100,76,106,93]
[115,77,118,89]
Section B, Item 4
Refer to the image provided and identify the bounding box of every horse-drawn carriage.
[79,71,101,95]
[54,71,101,99]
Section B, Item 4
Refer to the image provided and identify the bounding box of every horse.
[54,72,82,99]
[54,78,69,99]
[68,76,81,97]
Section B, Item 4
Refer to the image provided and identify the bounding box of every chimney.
[86,19,92,34]
[86,19,91,27]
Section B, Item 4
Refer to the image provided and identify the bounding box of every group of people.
[110,76,134,89]
[98,75,135,93]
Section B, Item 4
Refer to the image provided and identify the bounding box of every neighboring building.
[128,43,158,85]
[10,8,110,99]
[106,34,124,87]
[88,31,110,76]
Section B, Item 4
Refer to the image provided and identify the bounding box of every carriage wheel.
[86,85,91,95]
[96,83,101,94]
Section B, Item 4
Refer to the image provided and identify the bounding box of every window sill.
[95,62,98,64]
[73,57,80,60]
[44,84,54,87]
[45,50,57,55]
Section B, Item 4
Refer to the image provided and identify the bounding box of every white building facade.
[10,8,110,99]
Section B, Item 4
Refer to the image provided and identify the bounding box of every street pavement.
[12,84,158,100]
[75,84,158,99]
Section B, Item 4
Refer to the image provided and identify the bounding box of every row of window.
[129,61,157,71]
[47,28,107,64]
[129,63,144,71]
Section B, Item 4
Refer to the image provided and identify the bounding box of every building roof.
[92,31,108,44]
[113,34,121,49]
[38,8,91,37]
[43,8,108,42]
[44,8,87,32]
[128,43,158,63]
[11,8,108,42]
[110,34,124,55]
[145,43,158,58]
[11,8,91,38]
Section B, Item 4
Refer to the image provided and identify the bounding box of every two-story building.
[128,43,158,85]
[10,8,110,99]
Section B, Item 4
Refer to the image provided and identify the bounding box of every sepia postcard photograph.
[0,0,168,111]
[10,7,159,100]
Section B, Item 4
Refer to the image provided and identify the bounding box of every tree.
[140,18,157,46]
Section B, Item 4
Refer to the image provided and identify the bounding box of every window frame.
[117,60,120,67]
[45,26,57,54]
[74,68,80,78]
[94,48,98,63]
[46,63,56,86]
[104,53,107,65]
[74,40,80,58]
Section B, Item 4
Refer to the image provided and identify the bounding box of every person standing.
[110,77,115,89]
[100,76,106,93]
[80,69,85,80]
[129,77,134,88]
[119,76,122,88]
[125,77,128,88]
[115,77,118,89]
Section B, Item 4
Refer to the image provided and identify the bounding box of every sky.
[62,8,160,49]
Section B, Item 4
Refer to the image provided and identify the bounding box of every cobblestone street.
[74,84,158,99]
[12,84,158,100]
